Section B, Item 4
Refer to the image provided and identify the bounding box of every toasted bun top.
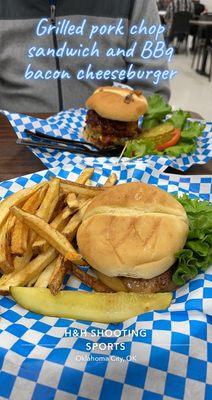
[86,86,148,122]
[77,182,189,280]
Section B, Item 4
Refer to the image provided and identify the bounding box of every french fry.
[11,224,29,257]
[66,262,112,293]
[11,188,46,256]
[11,207,82,264]
[0,215,16,273]
[13,251,33,271]
[51,206,74,229]
[74,167,95,202]
[32,206,74,253]
[0,247,57,294]
[38,183,49,203]
[60,168,94,201]
[34,259,58,288]
[104,173,118,187]
[27,275,40,287]
[75,168,94,184]
[48,255,67,295]
[66,193,79,210]
[36,178,60,223]
[50,193,66,222]
[0,183,46,230]
[62,213,81,242]
[30,178,60,246]
[60,180,105,197]
[10,288,173,323]
[62,199,90,241]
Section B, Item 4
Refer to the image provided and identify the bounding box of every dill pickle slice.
[10,287,172,323]
[142,123,174,139]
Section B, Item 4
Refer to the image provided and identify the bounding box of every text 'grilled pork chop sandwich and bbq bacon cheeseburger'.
[84,86,148,148]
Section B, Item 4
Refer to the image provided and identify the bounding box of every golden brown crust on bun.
[77,183,189,280]
[86,86,148,122]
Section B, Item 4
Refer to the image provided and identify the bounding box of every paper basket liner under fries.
[1,108,212,172]
[0,161,211,400]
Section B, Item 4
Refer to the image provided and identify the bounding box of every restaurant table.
[190,19,212,76]
[0,112,211,182]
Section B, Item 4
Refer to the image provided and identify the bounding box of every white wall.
[202,0,212,12]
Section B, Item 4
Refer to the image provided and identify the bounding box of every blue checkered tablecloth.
[1,108,212,172]
[0,161,211,400]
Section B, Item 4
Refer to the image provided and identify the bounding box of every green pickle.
[142,123,175,145]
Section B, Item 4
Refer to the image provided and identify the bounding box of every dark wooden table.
[0,113,211,181]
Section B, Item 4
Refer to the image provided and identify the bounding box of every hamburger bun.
[77,182,189,280]
[86,86,148,122]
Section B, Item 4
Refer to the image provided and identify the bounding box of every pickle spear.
[10,287,172,323]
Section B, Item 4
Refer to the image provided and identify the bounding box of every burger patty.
[84,126,130,147]
[121,269,176,293]
[86,110,141,138]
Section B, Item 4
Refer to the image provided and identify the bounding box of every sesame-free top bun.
[86,86,148,122]
[77,182,189,280]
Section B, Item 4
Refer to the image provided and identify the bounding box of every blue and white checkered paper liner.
[0,162,211,400]
[2,109,212,172]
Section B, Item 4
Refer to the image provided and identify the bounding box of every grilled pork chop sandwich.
[77,182,189,293]
[84,86,148,148]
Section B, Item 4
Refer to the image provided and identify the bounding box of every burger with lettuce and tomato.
[84,86,205,157]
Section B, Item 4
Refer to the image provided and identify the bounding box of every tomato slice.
[156,128,181,151]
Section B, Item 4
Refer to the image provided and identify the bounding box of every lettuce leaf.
[168,110,190,129]
[124,138,160,158]
[181,120,205,141]
[172,195,212,286]
[162,141,196,156]
[142,94,172,131]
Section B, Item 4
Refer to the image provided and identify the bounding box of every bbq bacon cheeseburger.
[84,86,148,148]
[77,182,189,293]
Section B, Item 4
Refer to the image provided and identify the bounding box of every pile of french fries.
[0,168,117,296]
